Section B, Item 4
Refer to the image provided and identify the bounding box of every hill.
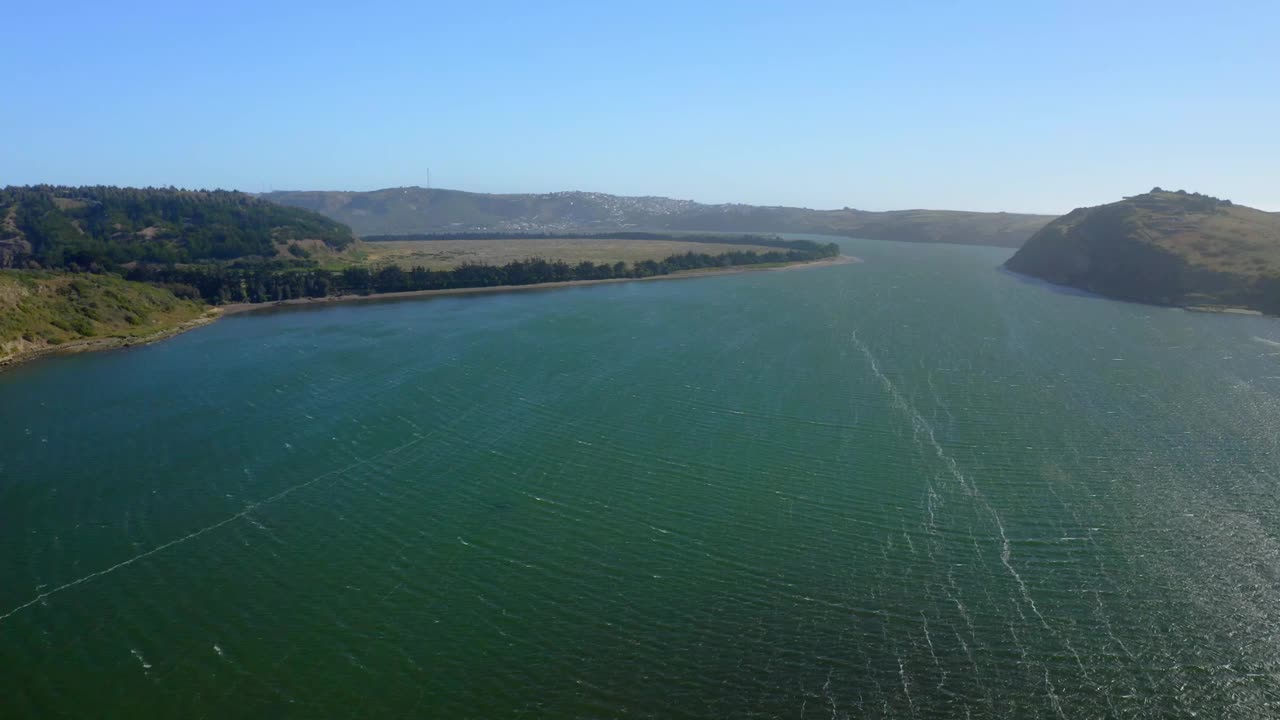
[0,185,356,270]
[1005,190,1280,314]
[262,187,1054,248]
[0,271,213,365]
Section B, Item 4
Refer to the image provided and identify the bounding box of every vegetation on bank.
[362,231,812,247]
[0,271,209,363]
[130,240,840,304]
[359,237,790,271]
[1006,189,1280,314]
[357,232,826,270]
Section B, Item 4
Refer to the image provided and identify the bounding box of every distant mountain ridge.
[262,187,1055,248]
[1005,190,1280,314]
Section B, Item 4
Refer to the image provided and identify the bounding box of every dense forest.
[0,185,355,269]
[131,241,840,305]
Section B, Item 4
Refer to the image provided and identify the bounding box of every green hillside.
[0,185,356,270]
[263,187,1055,248]
[0,271,212,364]
[1005,190,1280,313]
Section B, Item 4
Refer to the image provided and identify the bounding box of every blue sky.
[4,1,1278,213]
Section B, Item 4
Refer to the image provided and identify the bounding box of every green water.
[4,238,1280,718]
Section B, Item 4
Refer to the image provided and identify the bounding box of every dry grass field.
[361,238,780,270]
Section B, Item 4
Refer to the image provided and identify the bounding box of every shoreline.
[0,255,858,371]
[0,310,223,372]
[1000,266,1272,318]
[1183,305,1264,316]
[220,254,860,316]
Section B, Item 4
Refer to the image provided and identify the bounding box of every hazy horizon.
[5,1,1278,213]
[2,180,1267,218]
[258,184,1071,216]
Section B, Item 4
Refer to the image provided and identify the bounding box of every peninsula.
[0,186,841,366]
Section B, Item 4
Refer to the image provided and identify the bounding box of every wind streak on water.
[849,329,1075,717]
[0,435,428,625]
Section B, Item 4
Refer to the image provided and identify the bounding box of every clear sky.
[4,1,1278,213]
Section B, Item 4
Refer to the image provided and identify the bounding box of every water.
[4,238,1280,717]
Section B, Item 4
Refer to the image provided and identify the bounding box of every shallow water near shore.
[4,237,1280,717]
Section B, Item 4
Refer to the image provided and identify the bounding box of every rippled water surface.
[4,238,1280,718]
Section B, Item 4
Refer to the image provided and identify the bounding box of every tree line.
[130,241,840,305]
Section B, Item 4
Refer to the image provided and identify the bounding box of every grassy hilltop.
[1005,189,1280,314]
